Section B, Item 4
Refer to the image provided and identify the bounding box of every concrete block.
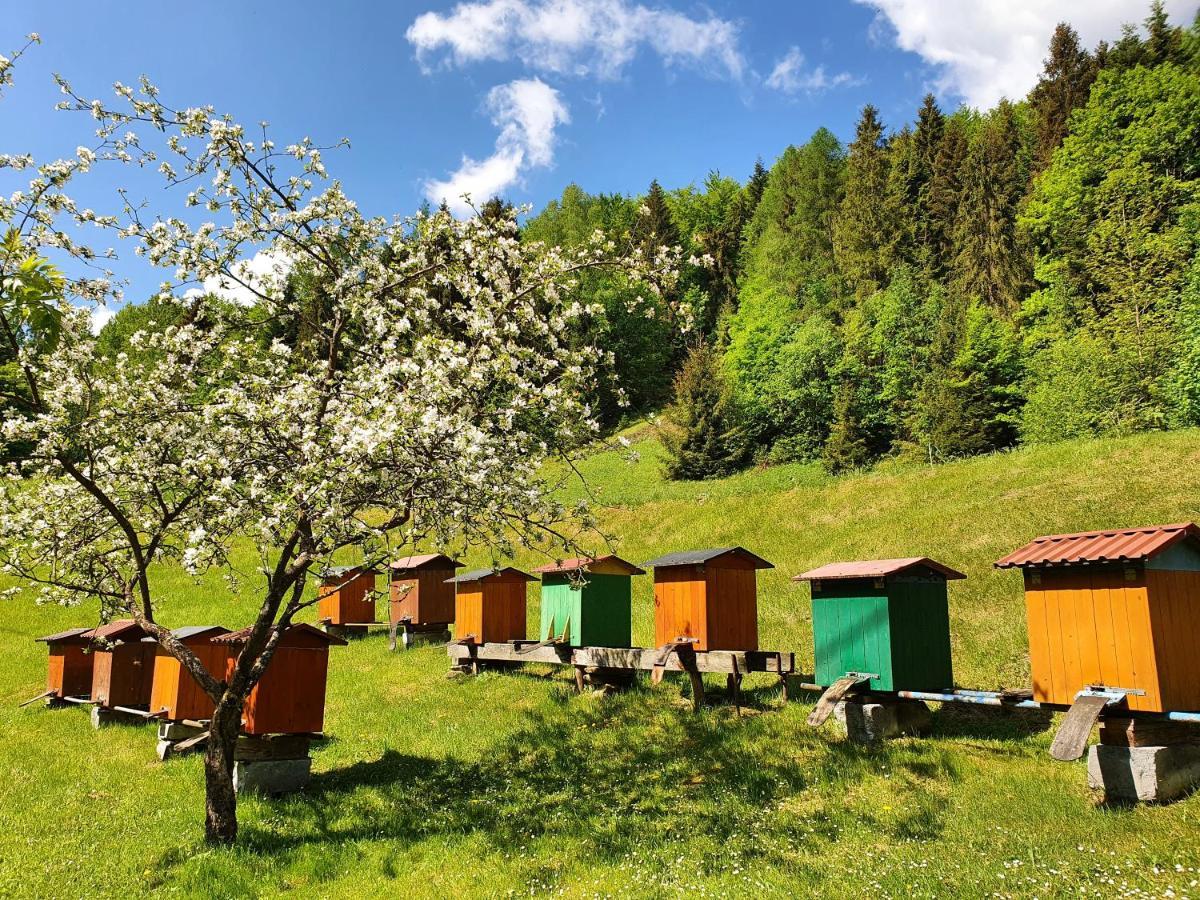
[233,757,312,796]
[402,628,451,649]
[1087,743,1200,804]
[157,721,205,741]
[835,699,932,743]
[91,706,148,728]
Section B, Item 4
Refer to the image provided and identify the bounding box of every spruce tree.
[1145,0,1184,64]
[745,158,769,216]
[1029,23,1096,172]
[661,343,745,480]
[635,179,679,255]
[911,94,946,267]
[952,101,1029,313]
[925,117,968,281]
[833,105,899,300]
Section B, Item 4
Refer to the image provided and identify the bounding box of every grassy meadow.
[3,429,1200,897]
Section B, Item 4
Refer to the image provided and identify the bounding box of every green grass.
[3,429,1200,897]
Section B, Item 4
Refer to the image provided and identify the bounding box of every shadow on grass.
[928,700,1055,741]
[203,683,963,878]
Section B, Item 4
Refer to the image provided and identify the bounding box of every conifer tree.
[1029,23,1096,172]
[635,179,679,254]
[833,105,899,299]
[661,343,745,480]
[1145,0,1184,64]
[925,117,968,281]
[911,94,946,265]
[952,101,1029,313]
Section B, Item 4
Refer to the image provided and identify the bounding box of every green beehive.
[793,558,964,691]
[532,555,645,648]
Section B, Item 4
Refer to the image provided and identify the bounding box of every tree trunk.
[204,700,241,844]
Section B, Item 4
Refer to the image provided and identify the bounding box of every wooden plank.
[807,674,865,727]
[446,642,572,664]
[1099,717,1200,748]
[1049,693,1110,761]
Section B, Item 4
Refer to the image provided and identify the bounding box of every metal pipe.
[795,679,1200,722]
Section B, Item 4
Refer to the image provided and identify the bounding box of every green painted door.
[539,574,632,648]
[811,581,895,690]
[539,576,581,644]
[886,577,954,690]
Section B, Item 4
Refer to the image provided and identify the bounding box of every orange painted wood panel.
[1023,574,1054,704]
[391,570,457,626]
[319,572,377,625]
[455,587,484,642]
[1120,578,1160,712]
[150,642,230,721]
[46,645,93,698]
[92,643,156,709]
[705,566,759,651]
[1147,569,1200,712]
[653,567,706,649]
[231,646,330,735]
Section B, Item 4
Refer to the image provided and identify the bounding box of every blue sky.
[3,0,1197,319]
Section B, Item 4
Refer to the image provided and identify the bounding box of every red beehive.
[642,547,774,651]
[148,626,231,722]
[389,554,463,627]
[35,627,93,699]
[213,624,346,735]
[317,565,379,626]
[449,567,535,644]
[83,620,157,709]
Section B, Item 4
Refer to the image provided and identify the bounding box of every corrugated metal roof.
[531,554,646,575]
[390,553,463,571]
[793,557,966,582]
[446,566,535,584]
[36,626,92,644]
[171,625,230,641]
[640,547,774,570]
[995,523,1200,569]
[212,622,346,645]
[81,619,148,642]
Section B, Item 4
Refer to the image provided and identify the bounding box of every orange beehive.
[642,547,774,652]
[148,626,231,722]
[449,567,534,644]
[389,554,463,627]
[317,565,379,626]
[35,627,93,699]
[997,523,1200,713]
[213,624,346,735]
[84,620,157,710]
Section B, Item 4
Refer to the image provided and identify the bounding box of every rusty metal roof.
[641,547,774,570]
[36,626,92,644]
[212,622,347,645]
[81,619,149,643]
[793,558,966,582]
[390,553,464,571]
[447,566,535,584]
[995,523,1200,569]
[531,554,646,576]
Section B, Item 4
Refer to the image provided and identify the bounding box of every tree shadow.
[928,700,1055,741]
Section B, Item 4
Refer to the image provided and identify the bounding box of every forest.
[523,2,1200,478]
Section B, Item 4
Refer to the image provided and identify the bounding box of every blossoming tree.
[0,40,680,843]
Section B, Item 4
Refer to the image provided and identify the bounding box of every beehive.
[84,620,157,709]
[317,565,379,626]
[213,624,346,735]
[389,554,463,627]
[641,547,773,652]
[35,627,93,699]
[449,567,535,644]
[794,558,963,692]
[532,555,644,648]
[997,523,1200,713]
[148,626,231,722]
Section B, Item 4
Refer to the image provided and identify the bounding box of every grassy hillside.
[2,430,1200,897]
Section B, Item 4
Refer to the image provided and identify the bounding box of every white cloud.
[856,0,1200,109]
[425,78,570,216]
[85,304,115,335]
[183,249,293,306]
[406,0,745,80]
[766,47,862,95]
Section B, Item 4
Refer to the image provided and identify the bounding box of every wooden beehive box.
[642,547,773,652]
[213,624,346,735]
[532,555,644,648]
[997,523,1200,713]
[84,620,157,710]
[35,627,93,699]
[449,567,534,644]
[317,565,379,626]
[148,626,231,722]
[794,558,963,692]
[389,554,463,627]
